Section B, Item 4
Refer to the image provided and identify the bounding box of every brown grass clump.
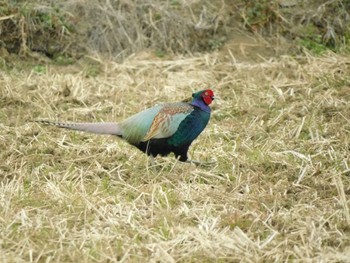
[1,0,349,65]
[0,0,229,61]
[1,47,350,261]
[66,0,227,57]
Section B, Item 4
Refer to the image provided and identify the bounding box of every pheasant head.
[190,89,215,112]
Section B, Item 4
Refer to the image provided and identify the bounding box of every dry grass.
[1,49,350,262]
[0,0,228,60]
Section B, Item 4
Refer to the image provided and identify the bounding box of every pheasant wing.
[142,103,193,141]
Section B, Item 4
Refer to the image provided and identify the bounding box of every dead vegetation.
[1,49,350,261]
[0,0,349,62]
[1,0,350,262]
[0,0,229,61]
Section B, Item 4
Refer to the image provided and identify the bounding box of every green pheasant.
[38,89,214,163]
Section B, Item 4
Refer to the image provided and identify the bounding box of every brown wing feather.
[141,103,193,141]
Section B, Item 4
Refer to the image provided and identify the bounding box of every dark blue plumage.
[137,105,210,161]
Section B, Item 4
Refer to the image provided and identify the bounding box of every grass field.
[1,48,350,262]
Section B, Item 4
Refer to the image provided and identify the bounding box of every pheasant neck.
[190,99,211,113]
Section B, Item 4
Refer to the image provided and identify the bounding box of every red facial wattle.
[202,89,215,105]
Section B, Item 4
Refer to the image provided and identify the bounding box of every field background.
[1,0,350,262]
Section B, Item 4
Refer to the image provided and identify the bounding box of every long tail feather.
[36,120,122,136]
